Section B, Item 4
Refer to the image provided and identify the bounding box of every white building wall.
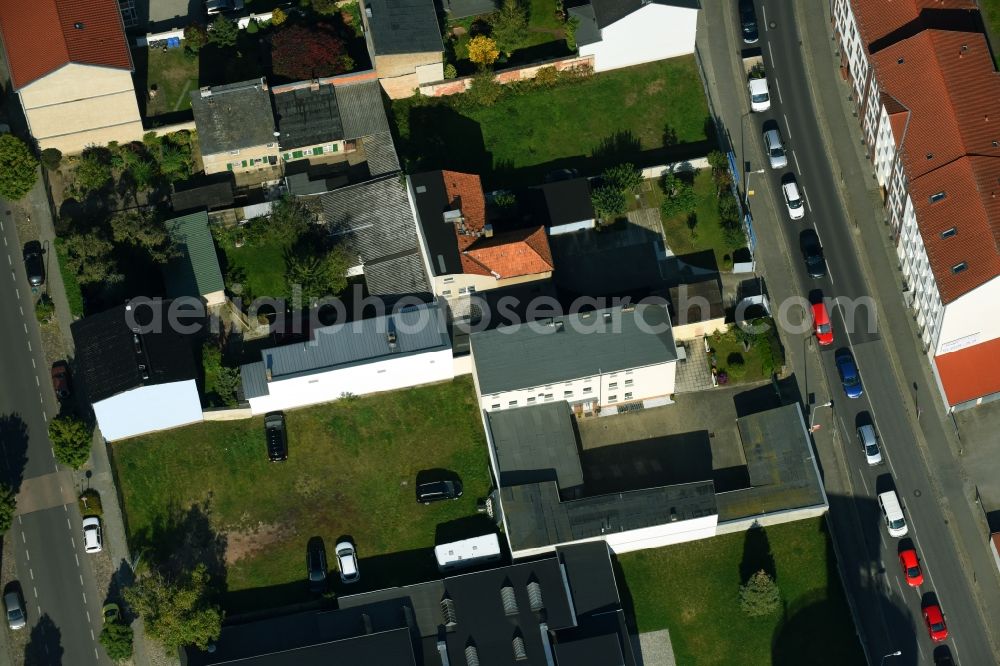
[873,103,897,189]
[478,361,677,412]
[579,5,697,73]
[248,348,454,414]
[934,277,1000,356]
[834,0,868,104]
[94,380,203,441]
[896,193,944,351]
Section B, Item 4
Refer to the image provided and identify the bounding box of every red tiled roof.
[934,334,1000,405]
[463,226,554,279]
[0,0,133,90]
[910,156,1000,303]
[880,92,910,144]
[849,0,978,47]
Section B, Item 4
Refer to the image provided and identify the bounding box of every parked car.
[800,229,827,278]
[782,175,805,220]
[835,348,863,398]
[22,241,44,287]
[857,424,882,465]
[739,0,759,44]
[206,0,244,15]
[899,548,924,587]
[82,516,103,553]
[416,479,463,505]
[4,589,25,631]
[878,489,908,537]
[811,302,833,346]
[764,128,788,169]
[934,646,955,666]
[264,412,288,462]
[923,602,949,642]
[102,602,120,624]
[307,539,328,594]
[336,541,359,584]
[51,361,71,400]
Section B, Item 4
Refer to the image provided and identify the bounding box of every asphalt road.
[0,203,108,664]
[702,2,995,664]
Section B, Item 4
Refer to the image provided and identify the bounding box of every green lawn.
[140,47,199,118]
[222,239,288,303]
[654,169,745,270]
[393,56,712,187]
[709,318,785,385]
[618,519,863,666]
[111,378,492,614]
[981,0,1000,67]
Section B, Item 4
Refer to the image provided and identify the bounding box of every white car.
[782,178,805,220]
[748,78,770,112]
[336,541,359,584]
[82,517,103,554]
[857,424,882,466]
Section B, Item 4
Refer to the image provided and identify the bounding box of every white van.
[878,490,908,537]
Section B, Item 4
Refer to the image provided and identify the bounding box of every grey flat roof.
[500,479,717,552]
[365,0,443,55]
[669,279,725,324]
[486,402,584,490]
[241,302,448,399]
[190,79,275,156]
[471,303,677,395]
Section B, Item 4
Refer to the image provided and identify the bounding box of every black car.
[22,241,44,287]
[800,229,827,278]
[306,538,327,594]
[739,0,759,44]
[416,479,463,505]
[264,412,288,462]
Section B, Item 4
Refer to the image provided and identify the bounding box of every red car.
[899,548,924,587]
[812,302,833,346]
[923,603,949,642]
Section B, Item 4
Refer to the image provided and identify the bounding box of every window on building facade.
[544,394,554,402]
[509,401,517,407]
[492,404,500,409]
[608,382,618,390]
[608,395,618,403]
[625,392,633,400]
[583,387,592,394]
[563,391,573,398]
[527,397,536,404]
[624,379,633,387]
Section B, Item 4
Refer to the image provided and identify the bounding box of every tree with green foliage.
[48,415,93,469]
[603,162,643,195]
[110,209,174,264]
[202,344,240,408]
[739,569,781,616]
[40,148,63,171]
[660,172,697,218]
[310,0,339,14]
[208,15,239,48]
[285,244,351,302]
[75,147,114,194]
[124,564,222,651]
[707,149,733,195]
[62,230,123,285]
[100,621,134,662]
[271,7,288,25]
[269,196,312,244]
[591,185,627,220]
[490,0,527,57]
[0,133,39,200]
[565,15,581,51]
[183,23,209,52]
[465,69,503,107]
[0,484,15,534]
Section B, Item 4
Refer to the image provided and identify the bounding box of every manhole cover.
[769,21,777,29]
[913,489,922,497]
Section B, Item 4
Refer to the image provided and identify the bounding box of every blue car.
[835,349,863,398]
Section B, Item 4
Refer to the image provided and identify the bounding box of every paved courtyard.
[954,400,1000,528]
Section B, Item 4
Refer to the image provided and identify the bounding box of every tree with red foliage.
[271,24,352,81]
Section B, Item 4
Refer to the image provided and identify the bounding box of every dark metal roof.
[274,84,344,149]
[170,180,234,213]
[568,4,602,47]
[365,0,443,55]
[589,0,699,29]
[486,402,584,491]
[471,303,678,395]
[320,175,430,296]
[360,132,401,176]
[527,178,596,228]
[70,301,198,404]
[668,278,725,324]
[190,78,276,156]
[499,479,717,552]
[164,211,225,300]
[241,302,449,399]
[410,171,463,276]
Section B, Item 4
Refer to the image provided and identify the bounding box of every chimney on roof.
[265,354,273,382]
[260,78,269,91]
[443,209,464,225]
[310,79,320,91]
[200,87,213,98]
[484,223,494,238]
[73,22,84,30]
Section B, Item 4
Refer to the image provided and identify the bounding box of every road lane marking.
[42,411,47,422]
[858,470,869,494]
[783,114,791,139]
[802,186,813,212]
[33,587,37,598]
[89,629,94,641]
[19,305,23,315]
[20,531,25,543]
[29,568,33,580]
[23,322,27,333]
[27,341,31,352]
[71,536,76,549]
[66,518,71,530]
[34,376,39,387]
[30,357,34,368]
[6,254,10,265]
[762,4,768,30]
[768,41,774,63]
[95,648,99,660]
[792,150,801,174]
[86,611,91,624]
[79,574,84,585]
[25,550,29,561]
[82,592,86,604]
[17,515,22,524]
[75,553,80,567]
[774,77,783,105]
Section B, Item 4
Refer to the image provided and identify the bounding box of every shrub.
[311,0,340,13]
[272,24,351,80]
[246,19,259,34]
[35,294,55,323]
[40,148,63,171]
[202,344,240,408]
[739,570,781,617]
[208,15,238,48]
[465,70,503,107]
[49,415,93,469]
[565,15,580,51]
[726,352,745,367]
[533,66,558,88]
[100,621,134,662]
[79,489,103,517]
[74,147,114,194]
[660,172,697,218]
[184,23,209,52]
[342,2,363,36]
[468,35,499,68]
[444,63,458,79]
[0,134,39,200]
[591,185,626,220]
[490,0,528,57]
[0,485,15,534]
[271,7,288,25]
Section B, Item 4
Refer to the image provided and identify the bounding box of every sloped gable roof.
[934,334,1000,405]
[849,0,978,50]
[0,0,133,90]
[463,226,554,279]
[164,211,225,300]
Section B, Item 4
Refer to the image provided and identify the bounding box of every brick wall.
[417,54,595,98]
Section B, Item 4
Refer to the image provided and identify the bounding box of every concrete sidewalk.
[793,1,1000,657]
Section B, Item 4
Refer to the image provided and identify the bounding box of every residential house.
[272,79,400,177]
[319,174,432,298]
[360,0,444,98]
[190,78,280,176]
[0,0,143,153]
[470,303,679,414]
[185,541,638,666]
[71,301,203,441]
[668,279,726,341]
[163,211,226,309]
[240,302,453,414]
[570,0,699,73]
[484,401,827,558]
[833,0,1000,410]
[411,170,554,312]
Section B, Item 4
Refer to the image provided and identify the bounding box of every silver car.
[5,590,25,631]
[336,541,359,584]
[857,424,882,466]
[764,128,788,169]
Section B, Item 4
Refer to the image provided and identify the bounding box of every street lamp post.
[879,650,902,666]
[809,400,833,433]
[745,167,766,206]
